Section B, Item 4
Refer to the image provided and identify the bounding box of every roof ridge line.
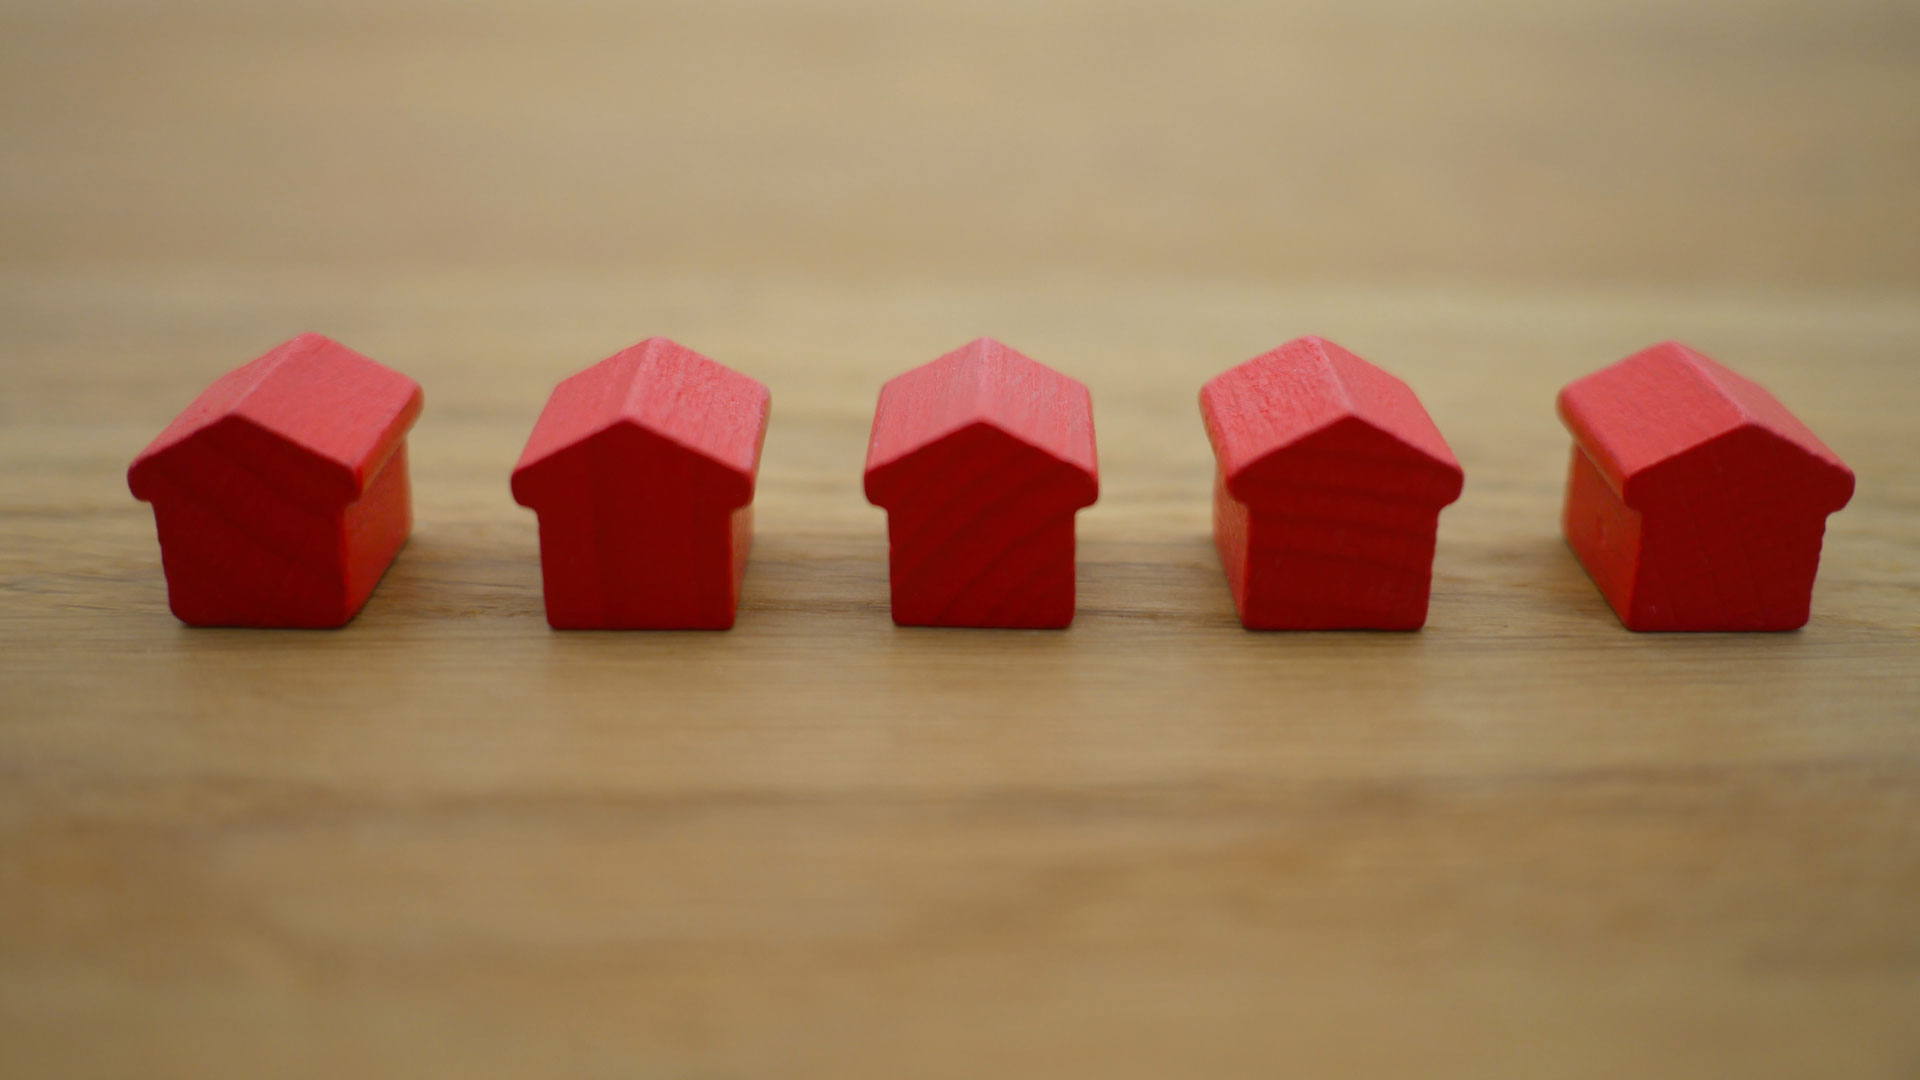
[1310,336,1362,419]
[227,333,319,417]
[613,337,665,432]
[1669,342,1759,426]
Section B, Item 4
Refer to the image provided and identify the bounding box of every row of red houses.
[129,334,1853,633]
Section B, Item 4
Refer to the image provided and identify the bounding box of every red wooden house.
[1199,336,1464,630]
[127,332,424,628]
[864,338,1098,628]
[1558,341,1855,631]
[511,338,771,630]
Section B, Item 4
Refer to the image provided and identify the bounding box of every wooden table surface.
[3,2,1917,1077]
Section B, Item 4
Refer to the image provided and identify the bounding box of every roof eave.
[864,418,1097,511]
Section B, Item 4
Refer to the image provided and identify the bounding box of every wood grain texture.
[2,1,1919,1077]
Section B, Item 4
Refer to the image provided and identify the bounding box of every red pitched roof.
[864,338,1097,506]
[127,333,422,506]
[1199,337,1463,504]
[510,338,770,508]
[1557,341,1854,510]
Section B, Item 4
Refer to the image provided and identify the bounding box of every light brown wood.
[3,2,1918,1077]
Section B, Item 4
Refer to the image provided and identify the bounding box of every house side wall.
[524,425,756,630]
[887,514,1077,628]
[1232,490,1444,630]
[875,427,1091,629]
[340,442,415,618]
[1562,445,1644,626]
[1630,500,1830,632]
[535,497,743,631]
[138,445,360,628]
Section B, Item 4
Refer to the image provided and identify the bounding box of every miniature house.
[127,332,424,628]
[863,338,1099,628]
[511,337,771,630]
[1557,341,1855,631]
[1198,336,1464,630]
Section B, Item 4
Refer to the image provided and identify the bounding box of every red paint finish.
[1557,341,1854,631]
[864,339,1098,628]
[127,333,423,628]
[1199,337,1463,630]
[511,338,770,630]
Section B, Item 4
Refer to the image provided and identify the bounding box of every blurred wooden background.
[2,1,1917,1077]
